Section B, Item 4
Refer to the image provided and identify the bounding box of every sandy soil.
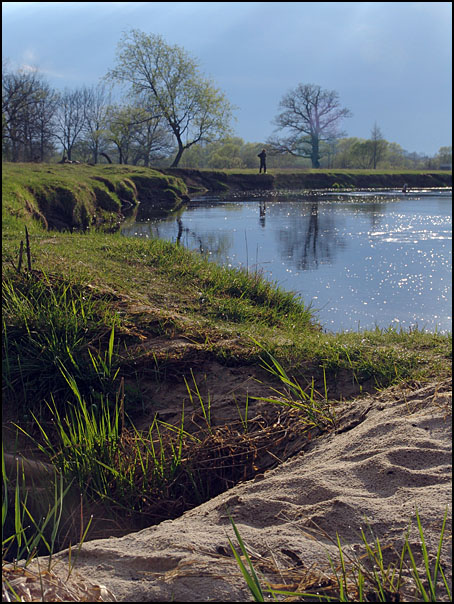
[4,375,451,602]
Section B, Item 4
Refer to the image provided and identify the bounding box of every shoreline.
[160,167,452,195]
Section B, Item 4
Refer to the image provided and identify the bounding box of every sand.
[3,377,451,602]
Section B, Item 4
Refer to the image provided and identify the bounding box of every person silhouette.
[258,149,267,173]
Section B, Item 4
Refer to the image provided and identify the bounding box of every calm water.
[121,189,452,333]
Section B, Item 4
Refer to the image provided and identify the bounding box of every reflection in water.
[121,189,452,333]
[274,202,343,270]
[176,218,183,245]
[259,201,266,228]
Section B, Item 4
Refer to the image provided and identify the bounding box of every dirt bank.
[2,163,190,232]
[161,168,452,195]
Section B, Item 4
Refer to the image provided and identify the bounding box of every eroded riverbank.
[160,167,452,195]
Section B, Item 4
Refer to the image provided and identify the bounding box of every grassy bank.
[2,162,451,564]
[162,167,452,194]
[2,162,188,233]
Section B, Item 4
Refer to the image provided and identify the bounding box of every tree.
[32,81,59,161]
[104,103,174,165]
[350,139,376,168]
[330,138,361,168]
[207,137,245,169]
[269,83,352,168]
[83,84,111,164]
[2,66,55,161]
[436,146,452,168]
[106,29,235,167]
[127,99,175,166]
[54,88,87,161]
[104,104,140,165]
[369,122,387,169]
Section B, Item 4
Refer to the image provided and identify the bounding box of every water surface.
[122,189,452,333]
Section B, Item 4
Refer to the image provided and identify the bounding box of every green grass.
[2,161,451,578]
[173,167,452,175]
[165,166,451,192]
[10,359,332,529]
[2,271,121,417]
[2,162,188,234]
[3,232,449,422]
[229,509,451,602]
[2,446,74,565]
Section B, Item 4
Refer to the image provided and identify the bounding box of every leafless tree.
[2,66,55,161]
[54,88,88,161]
[32,81,59,161]
[369,122,387,169]
[269,83,352,168]
[83,83,111,163]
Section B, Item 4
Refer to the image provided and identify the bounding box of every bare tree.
[83,83,111,163]
[33,81,59,161]
[2,66,51,161]
[369,122,387,169]
[269,83,352,168]
[54,88,87,161]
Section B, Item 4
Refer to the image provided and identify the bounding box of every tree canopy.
[269,83,352,168]
[106,29,235,167]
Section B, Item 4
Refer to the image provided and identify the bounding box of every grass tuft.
[229,508,451,602]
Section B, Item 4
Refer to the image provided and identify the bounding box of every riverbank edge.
[3,164,451,234]
[2,162,192,233]
[160,168,452,195]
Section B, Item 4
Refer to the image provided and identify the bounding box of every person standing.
[258,149,267,173]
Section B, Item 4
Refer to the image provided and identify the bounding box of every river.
[121,188,452,334]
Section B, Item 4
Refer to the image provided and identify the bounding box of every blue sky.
[2,2,452,155]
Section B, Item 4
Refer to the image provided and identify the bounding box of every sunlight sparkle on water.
[122,190,452,333]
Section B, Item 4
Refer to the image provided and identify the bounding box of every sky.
[2,1,452,156]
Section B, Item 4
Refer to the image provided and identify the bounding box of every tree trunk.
[171,140,184,167]
[100,152,112,164]
[311,137,320,168]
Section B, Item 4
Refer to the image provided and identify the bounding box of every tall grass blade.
[228,516,265,602]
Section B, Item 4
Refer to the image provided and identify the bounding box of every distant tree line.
[2,31,234,167]
[178,136,452,171]
[2,32,452,170]
[2,63,175,165]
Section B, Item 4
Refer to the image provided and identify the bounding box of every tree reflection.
[274,200,345,270]
[122,193,389,274]
[175,217,232,260]
[272,195,388,270]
